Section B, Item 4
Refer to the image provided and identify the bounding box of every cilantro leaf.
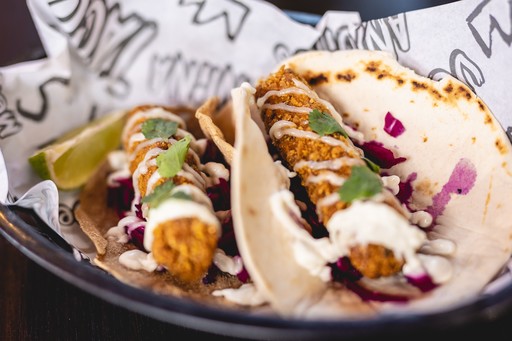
[308,109,348,138]
[170,191,193,201]
[141,119,178,139]
[156,135,191,178]
[142,180,193,208]
[142,180,176,208]
[338,165,383,203]
[362,157,380,173]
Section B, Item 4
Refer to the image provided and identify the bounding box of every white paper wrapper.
[1,0,511,293]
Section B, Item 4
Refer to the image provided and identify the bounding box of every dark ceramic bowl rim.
[2,203,512,341]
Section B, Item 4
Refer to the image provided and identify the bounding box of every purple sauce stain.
[426,158,477,220]
[384,112,406,138]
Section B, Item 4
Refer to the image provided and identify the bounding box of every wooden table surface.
[2,1,512,340]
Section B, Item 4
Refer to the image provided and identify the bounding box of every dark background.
[3,1,512,340]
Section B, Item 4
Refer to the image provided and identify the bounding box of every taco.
[74,100,269,310]
[227,49,512,318]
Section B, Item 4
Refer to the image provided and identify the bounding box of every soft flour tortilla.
[277,50,512,313]
[229,49,512,317]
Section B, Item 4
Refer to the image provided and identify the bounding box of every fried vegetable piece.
[255,67,405,278]
[122,105,221,283]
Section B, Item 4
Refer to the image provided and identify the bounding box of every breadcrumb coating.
[151,217,219,283]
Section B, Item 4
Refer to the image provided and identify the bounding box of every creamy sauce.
[294,157,363,172]
[119,250,158,272]
[213,249,243,276]
[410,210,433,228]
[306,171,346,186]
[203,162,230,185]
[106,215,145,244]
[212,283,267,306]
[382,175,401,195]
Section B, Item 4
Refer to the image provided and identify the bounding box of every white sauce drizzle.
[212,283,267,306]
[213,249,243,276]
[306,171,346,186]
[119,250,158,272]
[410,211,433,228]
[203,162,230,186]
[294,157,363,172]
[381,175,401,195]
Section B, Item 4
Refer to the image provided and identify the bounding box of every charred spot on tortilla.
[443,83,454,93]
[303,71,330,86]
[495,138,509,155]
[411,80,428,91]
[364,60,381,73]
[335,70,357,82]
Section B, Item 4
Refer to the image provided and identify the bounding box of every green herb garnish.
[338,165,383,203]
[362,157,380,173]
[142,180,192,208]
[141,118,178,139]
[156,135,191,178]
[308,109,348,138]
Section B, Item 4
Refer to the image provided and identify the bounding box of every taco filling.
[75,103,268,308]
[251,66,451,296]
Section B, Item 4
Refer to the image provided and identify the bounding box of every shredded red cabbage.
[289,176,328,238]
[330,256,436,302]
[207,178,231,211]
[396,172,417,207]
[384,112,406,138]
[217,211,239,256]
[124,223,147,252]
[360,141,407,169]
[330,257,363,282]
[107,176,134,218]
[201,139,228,165]
[405,273,437,292]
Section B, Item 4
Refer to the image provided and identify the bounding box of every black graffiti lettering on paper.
[467,0,512,58]
[312,14,410,59]
[179,0,250,41]
[49,0,157,97]
[0,110,21,139]
[273,43,292,63]
[313,25,356,51]
[428,49,484,91]
[507,127,512,144]
[15,77,69,122]
[59,201,78,226]
[148,52,250,106]
[0,78,22,139]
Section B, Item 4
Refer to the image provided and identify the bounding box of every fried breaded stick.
[122,105,221,283]
[255,67,413,278]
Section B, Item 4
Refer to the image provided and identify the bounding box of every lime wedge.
[28,110,128,190]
